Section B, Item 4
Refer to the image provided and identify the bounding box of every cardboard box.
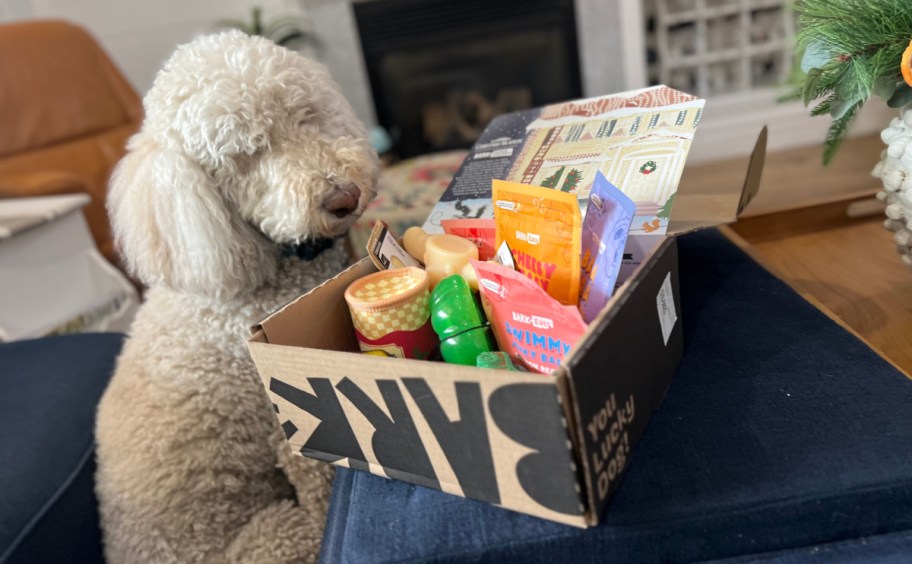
[248,101,766,527]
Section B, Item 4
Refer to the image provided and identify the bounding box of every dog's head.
[109,31,379,299]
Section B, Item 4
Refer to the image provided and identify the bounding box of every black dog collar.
[249,220,337,262]
[279,237,336,261]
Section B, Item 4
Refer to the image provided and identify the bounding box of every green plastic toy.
[476,351,522,371]
[429,274,496,365]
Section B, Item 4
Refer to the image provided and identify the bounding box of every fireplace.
[354,0,582,158]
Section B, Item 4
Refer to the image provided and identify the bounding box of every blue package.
[578,172,636,323]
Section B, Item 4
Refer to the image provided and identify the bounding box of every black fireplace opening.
[354,0,582,159]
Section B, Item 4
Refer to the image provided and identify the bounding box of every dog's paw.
[277,445,334,513]
[226,500,324,564]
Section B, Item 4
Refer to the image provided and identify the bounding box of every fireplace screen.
[354,0,582,159]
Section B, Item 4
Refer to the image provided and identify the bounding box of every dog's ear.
[108,137,276,299]
[143,46,274,169]
[178,91,272,169]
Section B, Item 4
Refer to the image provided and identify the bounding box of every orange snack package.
[492,180,582,305]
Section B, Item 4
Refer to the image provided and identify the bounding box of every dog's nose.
[323,184,361,218]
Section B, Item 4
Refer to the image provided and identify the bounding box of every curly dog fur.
[95,31,378,563]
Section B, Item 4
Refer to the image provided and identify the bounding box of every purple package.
[578,171,636,323]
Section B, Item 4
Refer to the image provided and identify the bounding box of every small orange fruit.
[902,39,912,87]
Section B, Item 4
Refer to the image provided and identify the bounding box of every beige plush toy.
[95,31,378,563]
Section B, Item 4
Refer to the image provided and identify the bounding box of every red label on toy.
[354,320,438,360]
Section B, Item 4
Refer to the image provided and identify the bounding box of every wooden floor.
[679,132,887,218]
[723,198,912,376]
[700,136,912,378]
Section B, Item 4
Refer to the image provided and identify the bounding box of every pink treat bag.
[473,260,587,374]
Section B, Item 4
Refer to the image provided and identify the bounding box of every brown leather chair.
[0,20,143,266]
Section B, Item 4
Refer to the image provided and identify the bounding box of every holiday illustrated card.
[423,85,705,241]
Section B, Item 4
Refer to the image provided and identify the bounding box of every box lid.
[667,126,767,235]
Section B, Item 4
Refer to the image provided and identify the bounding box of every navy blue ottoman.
[320,229,912,563]
[0,333,124,564]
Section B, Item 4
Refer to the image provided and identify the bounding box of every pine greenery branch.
[810,95,834,117]
[823,100,863,165]
[791,0,912,163]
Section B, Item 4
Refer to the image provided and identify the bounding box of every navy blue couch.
[3,229,911,563]
[0,333,123,564]
[320,229,912,563]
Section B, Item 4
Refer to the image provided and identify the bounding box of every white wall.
[298,0,375,126]
[2,0,895,164]
[0,0,303,94]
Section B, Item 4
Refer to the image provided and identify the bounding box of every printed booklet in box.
[423,85,705,283]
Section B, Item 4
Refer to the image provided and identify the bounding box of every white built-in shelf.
[645,0,797,97]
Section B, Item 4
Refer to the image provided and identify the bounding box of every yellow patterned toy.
[344,267,438,359]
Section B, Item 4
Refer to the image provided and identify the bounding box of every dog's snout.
[323,184,362,218]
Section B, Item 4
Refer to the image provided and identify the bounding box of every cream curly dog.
[95,31,378,563]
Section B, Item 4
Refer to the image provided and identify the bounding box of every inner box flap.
[256,258,376,350]
[668,126,767,235]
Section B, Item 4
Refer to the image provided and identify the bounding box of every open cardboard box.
[248,122,766,527]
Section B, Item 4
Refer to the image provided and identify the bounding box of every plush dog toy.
[95,31,378,563]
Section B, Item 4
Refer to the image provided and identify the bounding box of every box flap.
[562,237,683,523]
[667,126,767,235]
[253,258,376,351]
